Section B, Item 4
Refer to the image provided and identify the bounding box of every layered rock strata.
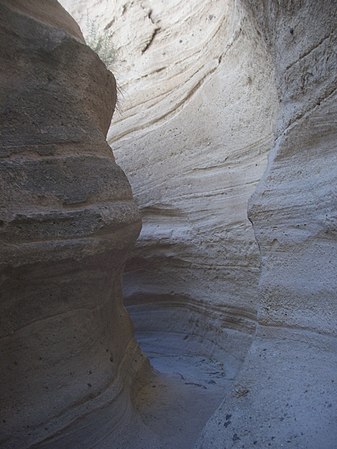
[61,0,278,351]
[0,1,148,448]
[197,1,337,448]
[10,0,337,448]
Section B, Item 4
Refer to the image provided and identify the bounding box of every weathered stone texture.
[0,2,146,448]
[2,0,337,448]
[60,1,337,448]
[197,1,337,448]
[61,0,278,338]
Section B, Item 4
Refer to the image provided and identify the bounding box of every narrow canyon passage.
[1,1,336,449]
[133,334,232,449]
[125,298,255,448]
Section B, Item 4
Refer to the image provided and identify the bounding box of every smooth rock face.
[3,0,337,448]
[59,0,337,448]
[58,5,280,447]
[0,2,147,448]
[61,0,278,338]
[196,1,337,448]
[248,0,337,334]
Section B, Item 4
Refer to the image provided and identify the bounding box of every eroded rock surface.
[197,1,337,448]
[0,1,149,448]
[58,3,281,447]
[60,0,337,448]
[61,0,278,351]
[3,0,337,448]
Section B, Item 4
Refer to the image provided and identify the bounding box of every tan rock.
[0,1,149,448]
[3,0,337,448]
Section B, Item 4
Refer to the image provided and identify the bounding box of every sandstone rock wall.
[6,0,336,448]
[61,0,278,348]
[0,2,148,448]
[248,0,337,333]
[196,1,337,448]
[62,1,337,448]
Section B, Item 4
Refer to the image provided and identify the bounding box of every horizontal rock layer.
[0,2,147,448]
[197,1,337,448]
[62,0,278,320]
[46,0,337,448]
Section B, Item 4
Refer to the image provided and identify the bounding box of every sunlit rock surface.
[4,0,337,448]
[61,0,278,340]
[0,1,149,448]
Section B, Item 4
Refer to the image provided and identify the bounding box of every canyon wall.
[197,1,337,448]
[60,0,278,362]
[60,1,337,447]
[0,1,150,448]
[2,0,336,448]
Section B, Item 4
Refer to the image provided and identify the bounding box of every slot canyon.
[0,1,336,448]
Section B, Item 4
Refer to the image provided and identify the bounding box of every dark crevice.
[141,28,160,54]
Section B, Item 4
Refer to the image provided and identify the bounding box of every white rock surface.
[58,1,337,448]
[196,1,337,448]
[60,0,278,319]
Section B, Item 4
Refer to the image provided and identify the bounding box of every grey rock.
[0,1,148,448]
